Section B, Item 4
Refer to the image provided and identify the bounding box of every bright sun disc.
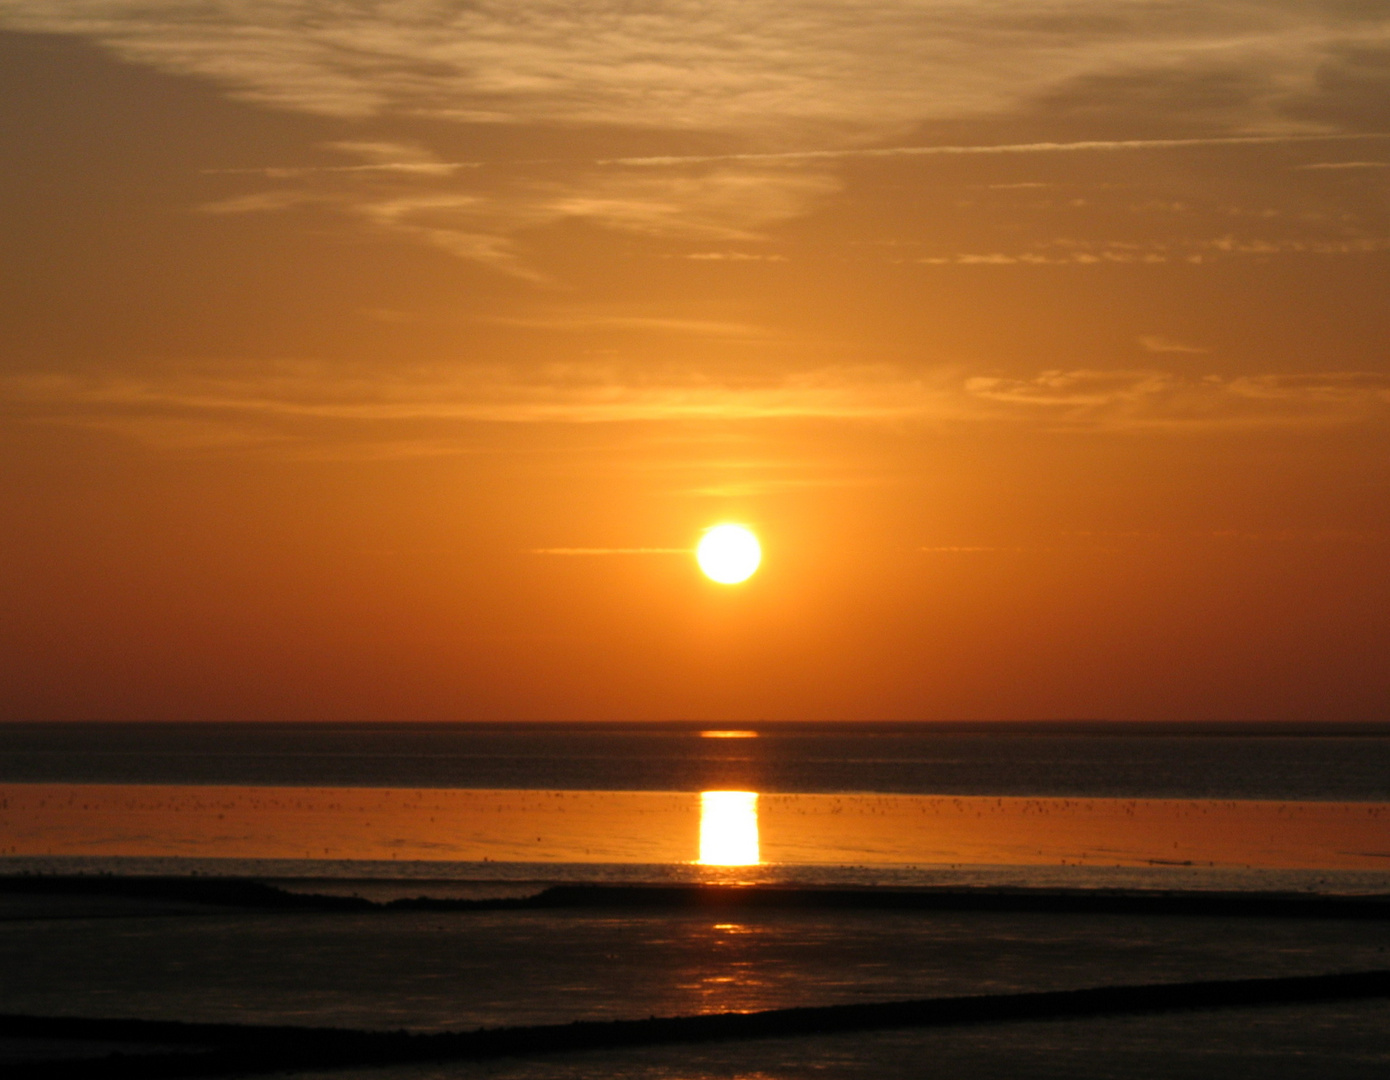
[698,791,760,865]
[696,525,761,584]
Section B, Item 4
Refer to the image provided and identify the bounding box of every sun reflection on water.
[698,791,760,866]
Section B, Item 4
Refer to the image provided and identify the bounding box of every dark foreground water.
[2,888,1390,1078]
[3,722,1390,1078]
[7,898,1390,1029]
[297,1002,1390,1080]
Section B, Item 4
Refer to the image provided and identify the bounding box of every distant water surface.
[3,722,1389,799]
[5,785,1388,872]
[4,723,1390,889]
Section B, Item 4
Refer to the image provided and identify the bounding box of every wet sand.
[6,875,1390,919]
[6,968,1390,1079]
[4,876,1390,1076]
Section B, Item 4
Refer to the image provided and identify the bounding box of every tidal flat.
[3,879,1390,1078]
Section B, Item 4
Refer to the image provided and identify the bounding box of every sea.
[3,721,1390,1078]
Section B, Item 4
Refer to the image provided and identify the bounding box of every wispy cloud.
[0,364,964,425]
[7,1,1390,274]
[916,235,1390,266]
[965,369,1390,430]
[9,0,1374,135]
[530,547,689,555]
[1295,160,1390,170]
[5,364,1388,454]
[206,141,478,178]
[199,167,840,276]
[213,133,1390,176]
[682,252,788,262]
[919,546,1030,553]
[1139,336,1210,354]
[472,313,769,336]
[596,134,1390,168]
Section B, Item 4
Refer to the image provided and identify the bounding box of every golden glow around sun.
[698,790,761,865]
[696,524,761,584]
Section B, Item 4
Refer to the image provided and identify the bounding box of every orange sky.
[1,4,1388,722]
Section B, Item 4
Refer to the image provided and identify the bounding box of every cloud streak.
[530,547,689,555]
[916,235,1390,265]
[1296,160,1390,169]
[199,167,840,277]
[6,365,1388,453]
[206,133,1390,177]
[1139,336,1210,355]
[596,133,1390,168]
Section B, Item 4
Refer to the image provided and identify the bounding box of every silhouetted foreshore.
[6,968,1390,1079]
[4,874,1390,919]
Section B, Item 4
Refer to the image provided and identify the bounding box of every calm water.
[6,901,1390,1029]
[3,890,1390,1077]
[4,723,1390,1077]
[4,722,1390,887]
[3,721,1390,798]
[291,1003,1390,1080]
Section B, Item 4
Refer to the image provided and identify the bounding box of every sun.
[696,524,761,584]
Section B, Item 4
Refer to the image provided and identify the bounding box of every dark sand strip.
[4,969,1390,1079]
[4,876,1390,920]
[0,876,375,911]
[517,883,1390,920]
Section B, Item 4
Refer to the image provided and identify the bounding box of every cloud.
[9,0,1377,136]
[916,234,1390,265]
[5,363,1389,454]
[0,363,964,426]
[6,1,1390,274]
[205,141,477,178]
[1283,43,1390,130]
[964,368,1390,430]
[966,369,1177,409]
[472,313,768,336]
[919,546,1030,553]
[204,132,1390,177]
[519,169,841,241]
[1296,160,1390,169]
[595,133,1390,168]
[681,252,788,262]
[197,132,1390,277]
[199,166,840,276]
[1139,336,1210,354]
[1225,371,1390,403]
[530,548,689,555]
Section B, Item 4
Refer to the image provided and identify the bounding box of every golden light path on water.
[4,785,1389,870]
[697,791,761,866]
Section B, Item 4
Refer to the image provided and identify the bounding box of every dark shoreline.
[4,875,1390,920]
[7,876,1390,1077]
[6,969,1390,1079]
